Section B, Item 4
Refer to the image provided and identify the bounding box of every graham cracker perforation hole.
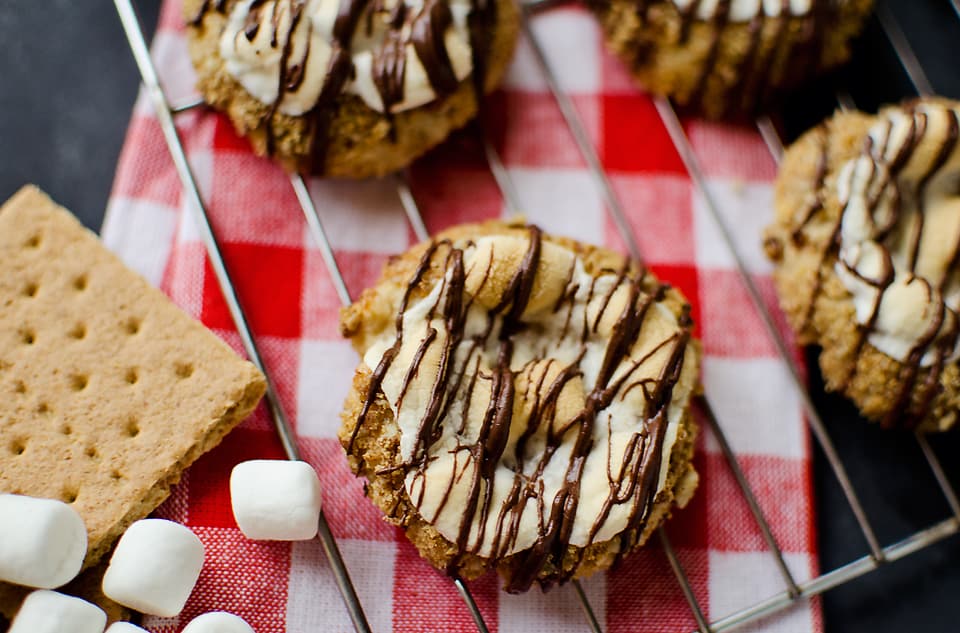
[24,235,41,249]
[68,323,87,340]
[37,402,51,415]
[85,446,98,459]
[61,424,73,436]
[20,329,36,345]
[73,274,88,291]
[125,368,139,385]
[125,418,140,438]
[70,374,89,392]
[14,380,26,394]
[22,282,38,298]
[9,440,26,456]
[175,362,195,379]
[62,489,78,504]
[124,318,142,335]
[110,469,123,481]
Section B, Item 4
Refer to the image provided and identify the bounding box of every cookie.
[587,0,873,119]
[184,0,519,177]
[0,186,267,617]
[764,98,960,431]
[339,220,700,592]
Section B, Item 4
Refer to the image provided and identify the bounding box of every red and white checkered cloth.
[102,1,821,630]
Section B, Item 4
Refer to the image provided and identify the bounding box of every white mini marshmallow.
[230,460,322,541]
[106,624,149,633]
[9,590,106,633]
[0,494,87,588]
[182,612,256,633]
[101,518,205,617]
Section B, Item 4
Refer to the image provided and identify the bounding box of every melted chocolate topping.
[351,227,693,591]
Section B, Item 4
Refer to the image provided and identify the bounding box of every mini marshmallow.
[230,460,321,541]
[0,493,87,588]
[106,624,149,633]
[9,590,106,633]
[101,518,204,617]
[182,612,256,633]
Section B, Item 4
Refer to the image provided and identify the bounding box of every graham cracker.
[0,186,267,619]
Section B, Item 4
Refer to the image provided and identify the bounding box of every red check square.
[601,94,685,174]
[201,242,304,339]
[213,112,258,154]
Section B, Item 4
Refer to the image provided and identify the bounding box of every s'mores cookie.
[0,186,266,617]
[765,99,960,431]
[184,0,519,177]
[588,0,873,119]
[339,221,700,591]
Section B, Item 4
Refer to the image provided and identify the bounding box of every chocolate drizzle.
[351,227,694,591]
[194,0,496,172]
[412,0,461,97]
[346,239,444,460]
[683,0,731,112]
[797,127,836,334]
[797,102,960,428]
[189,0,229,26]
[264,1,307,156]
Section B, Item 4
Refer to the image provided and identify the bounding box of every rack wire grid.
[111,1,960,631]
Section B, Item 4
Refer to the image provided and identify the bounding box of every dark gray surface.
[0,1,161,228]
[2,1,959,631]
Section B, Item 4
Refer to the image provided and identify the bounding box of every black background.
[2,1,960,631]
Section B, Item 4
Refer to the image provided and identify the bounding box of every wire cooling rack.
[111,1,960,631]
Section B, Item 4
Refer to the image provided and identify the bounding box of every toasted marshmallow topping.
[834,101,960,367]
[217,0,473,115]
[353,229,697,591]
[671,0,814,21]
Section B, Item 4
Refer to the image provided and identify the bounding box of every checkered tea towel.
[102,1,821,630]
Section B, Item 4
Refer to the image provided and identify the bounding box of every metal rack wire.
[110,0,960,631]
